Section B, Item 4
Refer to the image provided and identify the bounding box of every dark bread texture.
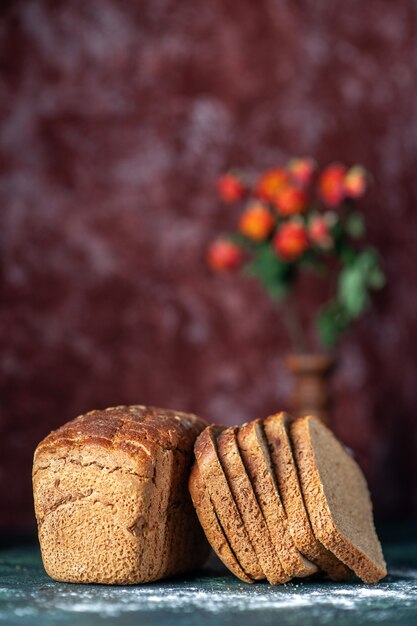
[217,427,289,584]
[264,412,351,581]
[291,415,387,584]
[193,425,264,581]
[188,464,253,583]
[33,405,210,584]
[237,420,317,579]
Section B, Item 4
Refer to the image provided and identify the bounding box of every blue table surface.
[1,530,417,626]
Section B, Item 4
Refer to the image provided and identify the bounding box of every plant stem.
[280,292,308,353]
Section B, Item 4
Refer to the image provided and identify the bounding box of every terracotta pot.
[285,353,334,424]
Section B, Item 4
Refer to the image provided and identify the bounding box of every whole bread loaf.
[33,405,209,584]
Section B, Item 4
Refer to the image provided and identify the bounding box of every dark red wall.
[1,0,417,530]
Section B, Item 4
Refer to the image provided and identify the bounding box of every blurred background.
[1,0,417,532]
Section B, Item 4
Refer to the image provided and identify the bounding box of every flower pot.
[285,353,334,424]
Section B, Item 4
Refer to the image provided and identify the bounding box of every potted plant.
[208,158,385,422]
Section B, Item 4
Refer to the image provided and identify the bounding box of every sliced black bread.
[264,412,351,581]
[189,463,253,583]
[217,427,289,584]
[290,415,387,584]
[237,420,317,579]
[194,425,264,581]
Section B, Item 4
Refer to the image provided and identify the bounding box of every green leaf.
[316,244,385,348]
[338,242,357,265]
[316,301,350,348]
[337,247,385,318]
[346,212,366,239]
[244,244,294,301]
[229,232,255,250]
[356,248,379,271]
[299,250,327,274]
[368,267,385,289]
[338,263,369,317]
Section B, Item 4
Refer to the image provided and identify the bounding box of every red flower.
[288,157,316,185]
[309,215,333,249]
[218,173,245,203]
[318,163,346,207]
[256,168,289,201]
[207,239,243,271]
[275,186,308,216]
[239,203,275,242]
[273,222,309,261]
[344,165,367,198]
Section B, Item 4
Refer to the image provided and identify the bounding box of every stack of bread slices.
[189,413,387,584]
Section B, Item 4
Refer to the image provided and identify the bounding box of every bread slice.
[217,427,289,584]
[33,405,209,584]
[194,425,264,581]
[189,463,253,583]
[237,420,317,579]
[264,412,351,581]
[290,415,387,583]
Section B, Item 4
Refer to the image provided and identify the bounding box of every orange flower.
[207,239,243,271]
[273,222,309,261]
[309,215,333,249]
[275,186,308,216]
[288,157,316,185]
[318,163,346,207]
[239,203,275,242]
[218,173,245,203]
[344,165,367,198]
[256,168,289,201]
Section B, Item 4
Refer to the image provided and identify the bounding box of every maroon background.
[1,0,417,531]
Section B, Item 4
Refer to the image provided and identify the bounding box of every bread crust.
[194,425,264,581]
[238,420,317,579]
[34,405,205,459]
[33,405,209,584]
[189,464,253,583]
[264,412,351,581]
[290,415,387,584]
[217,427,289,584]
